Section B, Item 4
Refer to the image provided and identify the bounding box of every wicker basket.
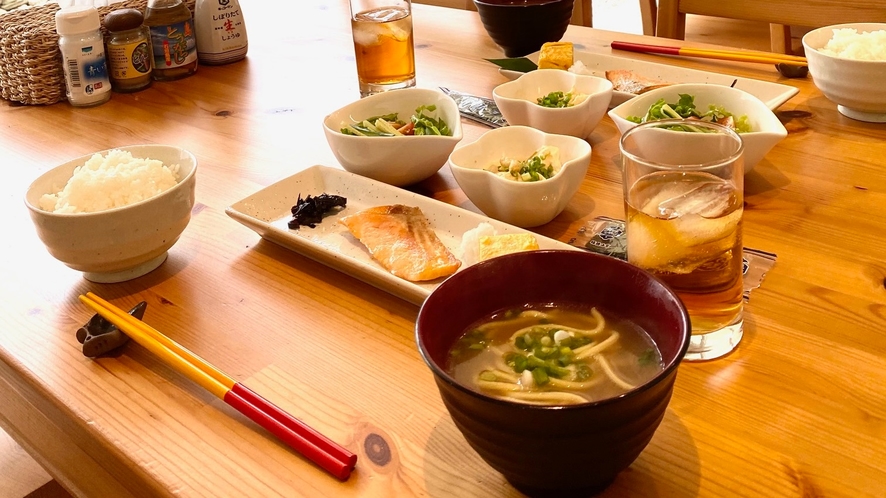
[0,0,195,105]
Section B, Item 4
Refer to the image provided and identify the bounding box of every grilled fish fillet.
[339,205,461,282]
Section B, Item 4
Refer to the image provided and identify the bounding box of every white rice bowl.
[803,23,886,122]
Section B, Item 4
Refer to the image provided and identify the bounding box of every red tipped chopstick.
[79,292,357,481]
[611,41,808,66]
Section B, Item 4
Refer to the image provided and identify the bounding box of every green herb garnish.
[537,91,575,108]
[638,348,659,367]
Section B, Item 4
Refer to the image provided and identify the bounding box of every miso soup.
[446,303,664,405]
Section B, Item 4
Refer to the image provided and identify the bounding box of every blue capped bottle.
[55,6,112,107]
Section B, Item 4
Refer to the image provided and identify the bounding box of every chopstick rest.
[77,301,146,357]
[78,293,358,481]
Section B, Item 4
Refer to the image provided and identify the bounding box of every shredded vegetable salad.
[340,105,452,137]
[627,94,752,133]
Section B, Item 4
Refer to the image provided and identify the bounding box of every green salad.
[340,105,452,137]
[627,94,752,133]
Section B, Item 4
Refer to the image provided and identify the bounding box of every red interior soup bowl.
[416,250,690,496]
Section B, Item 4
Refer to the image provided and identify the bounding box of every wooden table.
[1,2,884,497]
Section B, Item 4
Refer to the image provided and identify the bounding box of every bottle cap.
[55,5,102,36]
[104,8,144,33]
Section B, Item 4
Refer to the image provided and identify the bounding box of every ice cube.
[654,181,736,219]
[352,24,384,46]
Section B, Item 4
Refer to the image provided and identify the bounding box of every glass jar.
[104,8,153,92]
[144,0,198,80]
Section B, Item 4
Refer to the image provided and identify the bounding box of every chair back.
[657,0,886,45]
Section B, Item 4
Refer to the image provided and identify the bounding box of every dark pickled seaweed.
[289,193,347,229]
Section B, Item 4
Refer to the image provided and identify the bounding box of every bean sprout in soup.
[446,304,664,405]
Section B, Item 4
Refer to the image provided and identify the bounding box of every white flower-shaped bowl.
[323,87,464,187]
[493,69,614,139]
[608,83,787,173]
[802,23,886,123]
[24,144,197,283]
[448,125,591,228]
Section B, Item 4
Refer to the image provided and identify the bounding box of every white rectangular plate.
[225,165,580,306]
[500,50,799,109]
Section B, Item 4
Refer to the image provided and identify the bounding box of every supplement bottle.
[104,8,153,92]
[144,0,198,80]
[194,0,248,65]
[55,6,112,107]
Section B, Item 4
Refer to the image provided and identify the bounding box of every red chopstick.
[80,292,357,480]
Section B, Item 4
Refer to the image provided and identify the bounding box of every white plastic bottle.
[194,0,248,65]
[55,6,112,107]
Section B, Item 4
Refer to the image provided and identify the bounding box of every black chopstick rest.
[77,301,147,357]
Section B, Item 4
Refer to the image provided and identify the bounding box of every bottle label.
[63,42,111,102]
[149,20,198,69]
[109,41,152,80]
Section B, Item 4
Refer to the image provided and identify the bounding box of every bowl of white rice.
[803,23,886,122]
[25,144,197,283]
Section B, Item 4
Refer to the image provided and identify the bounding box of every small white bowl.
[803,23,886,122]
[493,69,613,139]
[322,87,464,186]
[448,125,591,228]
[608,83,787,173]
[25,145,197,283]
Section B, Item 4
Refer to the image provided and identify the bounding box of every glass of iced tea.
[620,119,745,361]
[348,0,416,97]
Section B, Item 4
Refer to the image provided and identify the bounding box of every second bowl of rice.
[25,144,197,283]
[803,23,886,122]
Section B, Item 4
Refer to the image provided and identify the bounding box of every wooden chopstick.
[611,41,808,66]
[79,293,358,481]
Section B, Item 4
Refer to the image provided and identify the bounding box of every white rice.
[39,149,180,213]
[820,28,886,61]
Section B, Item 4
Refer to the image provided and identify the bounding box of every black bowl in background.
[416,250,691,496]
[474,0,574,58]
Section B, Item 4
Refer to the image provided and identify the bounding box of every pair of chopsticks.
[79,292,357,481]
[611,41,807,66]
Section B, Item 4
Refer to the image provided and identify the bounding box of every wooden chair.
[415,0,658,34]
[655,0,886,54]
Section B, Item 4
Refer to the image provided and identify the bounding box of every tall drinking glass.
[348,0,416,97]
[620,119,745,361]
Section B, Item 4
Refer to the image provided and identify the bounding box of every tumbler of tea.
[620,119,745,361]
[348,0,416,97]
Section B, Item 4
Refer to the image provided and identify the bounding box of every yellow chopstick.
[79,295,230,399]
[679,48,807,66]
[84,292,236,390]
[679,47,807,64]
[610,41,808,66]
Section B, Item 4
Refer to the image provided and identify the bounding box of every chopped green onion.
[531,368,550,386]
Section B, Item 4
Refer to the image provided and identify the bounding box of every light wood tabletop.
[1,1,885,497]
